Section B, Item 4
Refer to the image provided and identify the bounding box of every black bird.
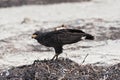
[32,29,94,60]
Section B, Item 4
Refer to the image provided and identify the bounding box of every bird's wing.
[56,29,85,44]
[66,29,85,33]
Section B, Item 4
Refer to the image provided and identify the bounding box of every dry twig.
[81,54,89,65]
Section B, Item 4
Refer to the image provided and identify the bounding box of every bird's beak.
[32,34,37,38]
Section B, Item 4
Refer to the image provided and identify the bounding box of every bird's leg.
[55,54,59,60]
[51,54,59,60]
[53,46,63,60]
[51,54,56,60]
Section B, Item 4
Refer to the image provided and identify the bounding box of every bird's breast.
[37,37,54,47]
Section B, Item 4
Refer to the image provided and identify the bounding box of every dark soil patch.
[0,0,91,8]
[0,58,120,80]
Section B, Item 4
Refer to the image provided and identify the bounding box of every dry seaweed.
[0,58,119,80]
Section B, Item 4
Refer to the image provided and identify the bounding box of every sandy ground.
[0,0,120,71]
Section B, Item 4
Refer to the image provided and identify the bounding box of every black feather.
[32,29,94,60]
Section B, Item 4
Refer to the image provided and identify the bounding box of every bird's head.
[32,31,41,39]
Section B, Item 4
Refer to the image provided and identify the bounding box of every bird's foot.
[51,58,54,61]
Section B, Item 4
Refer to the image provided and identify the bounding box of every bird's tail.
[85,33,94,40]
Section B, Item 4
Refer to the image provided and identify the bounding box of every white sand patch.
[0,0,120,70]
